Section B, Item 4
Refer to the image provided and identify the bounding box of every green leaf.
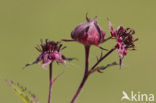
[6,80,39,103]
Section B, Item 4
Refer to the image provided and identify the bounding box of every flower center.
[118,28,135,48]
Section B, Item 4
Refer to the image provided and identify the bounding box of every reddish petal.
[116,25,124,34]
[119,56,124,69]
[42,60,52,69]
[42,53,50,63]
[51,51,66,64]
[117,43,127,68]
[24,54,43,68]
[107,18,116,37]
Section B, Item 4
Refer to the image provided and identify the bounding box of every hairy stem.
[48,62,53,103]
[71,45,90,103]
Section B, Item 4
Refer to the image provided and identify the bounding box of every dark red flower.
[71,14,106,46]
[25,39,66,69]
[108,19,138,67]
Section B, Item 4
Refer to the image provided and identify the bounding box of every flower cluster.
[23,14,138,103]
[68,15,138,68]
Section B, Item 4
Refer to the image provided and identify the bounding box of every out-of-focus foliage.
[6,80,39,103]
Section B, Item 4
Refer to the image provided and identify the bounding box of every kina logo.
[121,90,154,102]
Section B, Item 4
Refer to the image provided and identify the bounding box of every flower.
[25,39,66,69]
[108,19,138,67]
[71,14,106,46]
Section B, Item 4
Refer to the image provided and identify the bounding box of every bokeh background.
[0,0,156,103]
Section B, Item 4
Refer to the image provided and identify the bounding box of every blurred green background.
[0,0,156,103]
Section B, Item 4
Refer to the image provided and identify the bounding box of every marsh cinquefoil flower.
[63,14,110,51]
[25,39,67,69]
[25,39,75,103]
[108,19,138,67]
[71,15,106,47]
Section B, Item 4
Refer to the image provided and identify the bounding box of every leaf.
[98,62,118,72]
[6,80,39,103]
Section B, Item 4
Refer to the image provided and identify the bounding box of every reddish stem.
[48,62,53,103]
[71,45,90,103]
[71,46,117,103]
[90,46,117,72]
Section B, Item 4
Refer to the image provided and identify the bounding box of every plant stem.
[71,46,116,103]
[71,45,90,103]
[84,45,90,74]
[48,62,53,103]
[90,46,117,71]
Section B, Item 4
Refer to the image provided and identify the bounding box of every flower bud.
[71,15,105,46]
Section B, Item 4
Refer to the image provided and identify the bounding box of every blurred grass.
[0,0,156,103]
